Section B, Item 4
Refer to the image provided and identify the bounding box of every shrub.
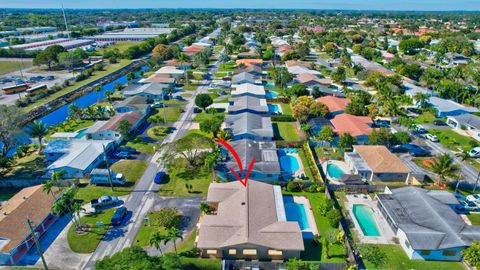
[326,209,341,228]
[319,198,334,216]
[151,207,181,229]
[271,115,296,122]
[286,180,303,192]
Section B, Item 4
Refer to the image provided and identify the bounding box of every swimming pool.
[279,155,300,174]
[352,204,380,237]
[265,82,276,88]
[284,196,310,230]
[75,128,87,138]
[268,104,281,114]
[265,91,278,98]
[327,163,347,180]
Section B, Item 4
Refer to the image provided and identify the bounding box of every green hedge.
[271,115,296,122]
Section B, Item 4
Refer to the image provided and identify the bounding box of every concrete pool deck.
[293,196,319,236]
[322,160,352,183]
[345,194,395,244]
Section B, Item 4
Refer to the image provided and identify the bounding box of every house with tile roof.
[344,145,412,182]
[197,181,304,260]
[225,113,274,141]
[183,45,205,57]
[287,66,320,76]
[84,112,144,143]
[235,59,263,68]
[377,186,480,261]
[295,73,332,88]
[316,96,351,116]
[0,185,58,265]
[330,113,373,143]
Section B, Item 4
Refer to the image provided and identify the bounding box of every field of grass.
[126,137,157,154]
[23,59,132,111]
[158,158,212,196]
[134,211,168,247]
[99,42,140,54]
[428,128,478,151]
[217,63,235,72]
[1,151,46,180]
[147,126,172,140]
[0,60,33,75]
[280,102,293,115]
[194,112,225,123]
[414,111,441,124]
[74,160,148,204]
[468,213,480,226]
[148,107,183,123]
[67,208,116,253]
[360,244,465,270]
[313,146,344,162]
[273,122,300,142]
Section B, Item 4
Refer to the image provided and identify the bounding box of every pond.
[39,65,149,127]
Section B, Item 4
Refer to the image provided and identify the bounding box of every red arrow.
[217,138,255,187]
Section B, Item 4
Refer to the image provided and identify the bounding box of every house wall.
[446,117,480,142]
[87,130,122,142]
[228,109,269,116]
[232,133,272,141]
[199,244,301,261]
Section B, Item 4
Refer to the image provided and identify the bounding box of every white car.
[424,133,439,142]
[413,124,426,133]
[469,147,480,158]
[467,194,480,204]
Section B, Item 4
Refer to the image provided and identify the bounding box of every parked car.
[193,107,202,113]
[409,147,431,157]
[46,75,55,80]
[456,200,478,212]
[469,147,480,158]
[374,120,391,128]
[466,194,480,204]
[118,147,137,153]
[407,107,421,114]
[90,169,126,186]
[91,196,119,209]
[391,143,424,153]
[425,133,439,142]
[154,171,166,184]
[433,120,446,126]
[111,206,127,226]
[151,102,163,108]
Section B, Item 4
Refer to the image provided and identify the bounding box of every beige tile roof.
[0,185,57,252]
[197,181,304,251]
[354,145,411,173]
[99,111,143,132]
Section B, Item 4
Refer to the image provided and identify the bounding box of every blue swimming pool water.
[279,155,300,174]
[268,104,281,114]
[284,196,310,230]
[352,204,380,237]
[265,91,278,98]
[75,128,87,138]
[265,82,275,88]
[327,163,347,180]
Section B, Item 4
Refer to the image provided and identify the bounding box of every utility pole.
[102,144,114,191]
[61,4,70,38]
[27,219,48,270]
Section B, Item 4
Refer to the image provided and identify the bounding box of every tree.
[199,117,223,137]
[430,153,460,184]
[58,50,84,71]
[338,133,356,150]
[319,197,334,216]
[26,120,49,152]
[33,44,66,70]
[399,38,424,54]
[118,120,133,140]
[161,133,213,167]
[340,48,352,67]
[149,231,166,255]
[164,227,183,254]
[326,209,341,228]
[152,44,171,60]
[0,105,23,157]
[368,128,394,147]
[68,103,83,120]
[463,240,480,268]
[218,53,230,68]
[331,66,346,83]
[286,258,309,270]
[199,202,213,214]
[413,92,429,107]
[359,245,387,269]
[284,84,308,98]
[152,207,181,229]
[318,126,335,145]
[95,246,160,270]
[393,131,411,145]
[195,94,213,111]
[204,148,220,180]
[292,96,328,123]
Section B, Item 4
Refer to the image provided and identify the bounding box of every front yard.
[75,160,148,204]
[428,128,478,151]
[359,244,465,270]
[148,107,183,123]
[125,136,157,154]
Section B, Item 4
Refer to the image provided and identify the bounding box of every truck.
[90,168,126,185]
[91,196,119,209]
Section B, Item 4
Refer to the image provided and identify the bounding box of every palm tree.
[430,153,460,185]
[26,120,49,152]
[199,202,212,214]
[456,149,471,162]
[413,92,429,108]
[204,149,220,181]
[164,227,183,254]
[42,181,56,200]
[105,90,113,104]
[149,231,166,255]
[68,103,83,120]
[83,106,97,120]
[95,86,102,103]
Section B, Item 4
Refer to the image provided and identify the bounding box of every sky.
[0,0,479,11]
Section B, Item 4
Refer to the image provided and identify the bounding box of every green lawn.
[414,111,440,124]
[0,60,33,75]
[147,126,172,140]
[23,59,132,111]
[164,99,188,105]
[74,160,148,204]
[178,229,222,269]
[148,107,183,123]
[280,102,293,115]
[126,137,157,154]
[99,41,140,54]
[194,112,225,123]
[182,84,200,91]
[158,158,212,196]
[217,63,235,72]
[313,146,344,162]
[273,122,300,142]
[283,191,348,263]
[134,211,168,247]
[468,214,480,226]
[67,208,116,253]
[360,244,465,270]
[428,129,478,151]
[2,151,46,180]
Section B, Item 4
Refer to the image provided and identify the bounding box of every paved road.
[83,34,221,269]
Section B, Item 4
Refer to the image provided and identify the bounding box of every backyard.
[74,160,148,204]
[273,122,300,142]
[359,244,465,270]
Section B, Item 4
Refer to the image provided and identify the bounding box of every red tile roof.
[296,73,332,85]
[316,96,351,113]
[236,59,263,67]
[330,113,373,137]
[100,111,143,132]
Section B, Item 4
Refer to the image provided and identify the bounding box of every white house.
[84,112,144,143]
[446,114,480,142]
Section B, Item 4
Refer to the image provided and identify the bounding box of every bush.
[307,183,324,193]
[151,207,181,229]
[319,198,334,216]
[286,180,303,192]
[271,115,296,122]
[326,209,341,228]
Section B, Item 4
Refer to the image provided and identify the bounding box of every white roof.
[231,83,265,97]
[50,132,79,139]
[46,140,113,171]
[155,66,184,75]
[287,66,320,75]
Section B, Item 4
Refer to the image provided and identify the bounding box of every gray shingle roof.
[225,112,273,139]
[449,114,480,130]
[232,72,256,84]
[378,186,480,250]
[229,96,269,114]
[428,97,479,114]
[222,139,280,174]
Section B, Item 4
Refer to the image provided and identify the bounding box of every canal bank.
[22,59,147,126]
